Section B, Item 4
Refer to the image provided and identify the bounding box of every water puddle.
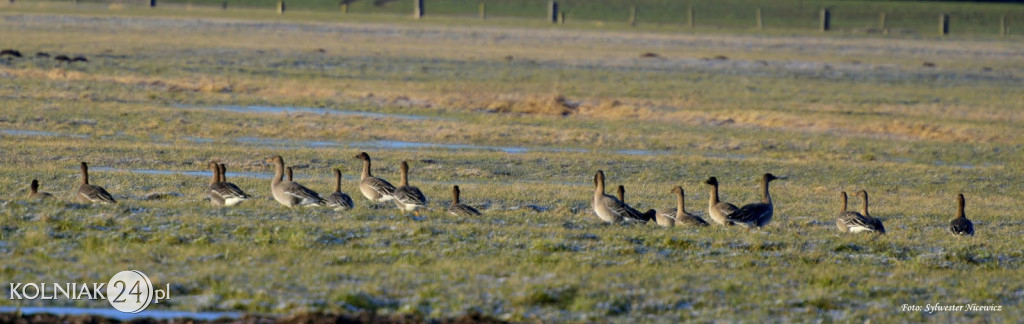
[0,306,241,321]
[172,104,444,121]
[0,129,88,138]
[89,166,274,180]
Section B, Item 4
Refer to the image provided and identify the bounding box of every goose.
[353,152,396,202]
[835,191,878,233]
[948,193,974,236]
[617,185,656,223]
[209,162,250,206]
[28,179,54,200]
[725,173,782,228]
[591,170,649,223]
[326,169,354,211]
[448,185,481,216]
[669,186,709,227]
[392,160,428,215]
[77,162,116,204]
[852,190,885,234]
[704,177,737,226]
[266,155,324,207]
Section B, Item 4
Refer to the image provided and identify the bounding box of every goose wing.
[283,182,325,205]
[837,211,880,233]
[394,186,427,207]
[79,184,116,204]
[449,203,481,216]
[715,202,739,216]
[677,212,710,227]
[212,182,250,200]
[364,177,397,198]
[327,192,354,210]
[726,202,769,227]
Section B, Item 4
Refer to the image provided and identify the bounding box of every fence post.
[687,5,694,28]
[277,0,285,14]
[414,0,423,19]
[939,13,949,36]
[1000,15,1007,36]
[479,2,485,20]
[756,7,763,30]
[548,1,559,24]
[820,9,831,32]
[629,6,637,27]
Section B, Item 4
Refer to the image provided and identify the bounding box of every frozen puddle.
[172,104,444,121]
[1,129,88,138]
[0,306,242,321]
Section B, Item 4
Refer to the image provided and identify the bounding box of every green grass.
[1,3,1023,322]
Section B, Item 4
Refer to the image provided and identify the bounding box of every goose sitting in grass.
[353,152,396,203]
[591,170,650,224]
[726,173,782,229]
[326,169,355,211]
[208,162,250,206]
[448,185,481,216]
[948,193,974,236]
[852,190,885,234]
[266,155,324,207]
[28,179,54,200]
[835,191,879,233]
[665,186,709,227]
[617,185,656,223]
[77,162,116,204]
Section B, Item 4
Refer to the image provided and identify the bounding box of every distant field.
[1,3,1023,322]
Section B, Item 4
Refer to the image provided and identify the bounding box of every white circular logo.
[107,270,154,313]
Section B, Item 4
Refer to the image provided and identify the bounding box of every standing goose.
[617,185,657,223]
[448,185,481,216]
[326,169,354,211]
[704,177,737,226]
[835,191,878,233]
[266,155,325,207]
[353,152,396,202]
[591,170,649,223]
[209,162,250,206]
[28,179,54,200]
[392,160,428,215]
[726,173,782,228]
[77,162,116,204]
[853,190,886,234]
[948,193,974,236]
[670,186,709,227]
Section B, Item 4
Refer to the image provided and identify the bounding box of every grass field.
[1,2,1024,322]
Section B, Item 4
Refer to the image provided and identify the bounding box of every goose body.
[448,185,481,216]
[77,162,116,204]
[835,191,877,233]
[354,152,396,202]
[705,177,738,226]
[949,194,974,236]
[28,179,54,200]
[617,185,656,223]
[591,170,649,223]
[851,190,885,234]
[326,169,355,211]
[726,173,781,228]
[209,162,250,206]
[392,161,428,214]
[266,156,324,207]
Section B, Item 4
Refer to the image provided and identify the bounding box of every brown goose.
[447,185,481,216]
[326,169,354,211]
[726,173,782,228]
[392,160,428,215]
[591,170,649,223]
[852,190,886,234]
[948,193,974,236]
[669,186,709,227]
[704,177,737,226]
[77,162,116,204]
[353,152,396,202]
[28,179,54,200]
[616,185,656,223]
[266,155,324,207]
[835,191,877,233]
[209,162,250,206]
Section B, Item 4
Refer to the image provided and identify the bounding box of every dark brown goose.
[853,190,886,234]
[726,173,782,228]
[704,177,737,226]
[28,179,54,200]
[77,162,116,204]
[266,155,324,207]
[392,161,428,215]
[326,169,355,211]
[617,185,656,223]
[209,162,250,206]
[447,185,481,216]
[949,193,974,236]
[836,191,877,233]
[353,152,396,202]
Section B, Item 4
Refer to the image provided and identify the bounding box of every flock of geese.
[25,153,974,236]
